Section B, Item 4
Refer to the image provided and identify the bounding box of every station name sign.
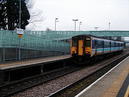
[16,28,24,38]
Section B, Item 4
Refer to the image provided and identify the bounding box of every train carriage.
[71,35,124,61]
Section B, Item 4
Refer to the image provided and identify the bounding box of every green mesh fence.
[0,30,129,62]
[0,30,70,52]
[0,30,129,51]
[0,30,71,62]
[0,30,129,53]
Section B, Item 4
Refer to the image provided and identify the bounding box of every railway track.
[49,52,129,97]
[0,50,129,97]
[0,63,82,97]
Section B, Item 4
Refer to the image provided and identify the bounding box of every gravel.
[11,51,127,97]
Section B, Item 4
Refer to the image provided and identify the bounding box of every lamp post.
[72,19,78,31]
[79,22,82,31]
[55,18,59,31]
[109,22,111,30]
[17,0,22,60]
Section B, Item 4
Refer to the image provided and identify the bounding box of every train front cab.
[71,35,91,58]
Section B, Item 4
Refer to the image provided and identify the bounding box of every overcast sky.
[26,0,129,31]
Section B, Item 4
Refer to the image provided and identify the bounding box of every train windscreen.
[85,37,91,47]
[72,39,77,47]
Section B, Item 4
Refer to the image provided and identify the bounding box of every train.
[71,35,124,63]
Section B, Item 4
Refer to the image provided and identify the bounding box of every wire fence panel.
[0,30,70,62]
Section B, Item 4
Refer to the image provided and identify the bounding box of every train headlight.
[86,51,90,54]
[72,51,75,54]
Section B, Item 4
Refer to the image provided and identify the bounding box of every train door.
[78,40,84,56]
[71,38,78,55]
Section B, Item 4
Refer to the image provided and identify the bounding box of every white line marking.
[75,56,129,97]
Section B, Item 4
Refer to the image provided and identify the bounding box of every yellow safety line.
[124,86,129,97]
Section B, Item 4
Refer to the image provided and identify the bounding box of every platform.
[75,56,129,97]
[0,55,70,70]
[0,55,71,85]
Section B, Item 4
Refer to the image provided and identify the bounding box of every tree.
[0,0,7,30]
[0,0,30,30]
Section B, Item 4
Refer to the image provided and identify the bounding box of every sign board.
[16,28,24,38]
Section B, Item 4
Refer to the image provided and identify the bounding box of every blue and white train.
[71,35,124,59]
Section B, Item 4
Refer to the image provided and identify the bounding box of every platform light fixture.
[109,22,111,30]
[79,22,82,31]
[72,19,78,31]
[55,18,59,31]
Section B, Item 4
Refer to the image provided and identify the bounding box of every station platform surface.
[75,56,129,97]
[0,55,70,70]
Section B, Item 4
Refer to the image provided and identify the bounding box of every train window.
[86,37,90,40]
[104,41,106,47]
[85,39,91,47]
[95,40,99,48]
[121,43,124,47]
[115,43,117,47]
[96,40,103,48]
[110,42,112,47]
[104,41,110,48]
[72,39,77,46]
[112,42,115,47]
[115,43,118,47]
[118,43,120,47]
[111,42,115,47]
[117,43,119,47]
[92,40,95,49]
[114,42,115,47]
[121,43,123,47]
[114,43,115,47]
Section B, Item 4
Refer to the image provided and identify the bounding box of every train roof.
[72,34,124,43]
[72,34,92,38]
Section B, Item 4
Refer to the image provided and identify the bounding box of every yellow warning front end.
[78,40,84,56]
[70,39,77,56]
[85,47,91,55]
[71,47,77,55]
